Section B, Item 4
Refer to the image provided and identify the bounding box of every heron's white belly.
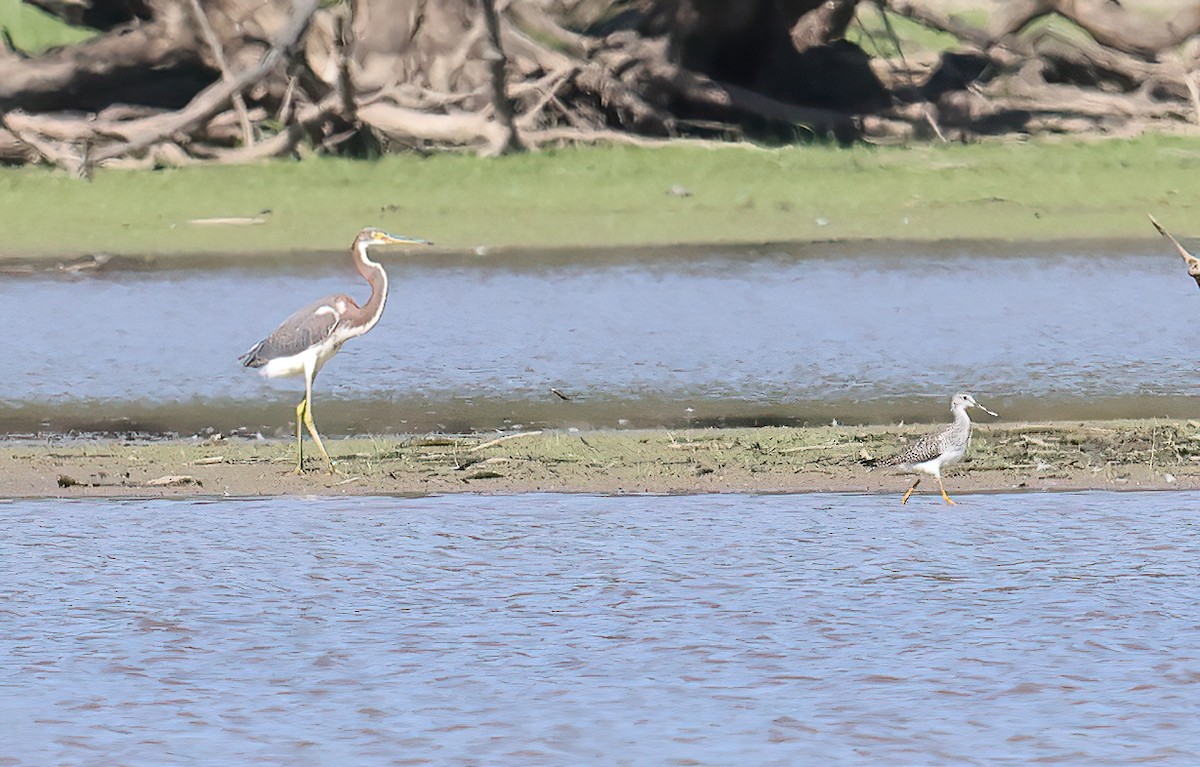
[259,338,343,379]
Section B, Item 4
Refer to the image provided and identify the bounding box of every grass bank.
[2,134,1198,259]
[5,419,1198,498]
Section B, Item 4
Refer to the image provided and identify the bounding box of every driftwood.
[186,0,254,147]
[0,0,1197,169]
[881,0,1200,141]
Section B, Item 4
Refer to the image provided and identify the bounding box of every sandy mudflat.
[3,420,1199,500]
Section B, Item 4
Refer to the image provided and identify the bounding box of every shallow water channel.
[2,240,1198,434]
[2,491,1198,765]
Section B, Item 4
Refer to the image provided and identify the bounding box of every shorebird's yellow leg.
[900,478,921,504]
[937,476,957,505]
[301,395,335,473]
[293,399,306,473]
[294,365,335,474]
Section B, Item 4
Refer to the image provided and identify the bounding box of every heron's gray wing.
[239,296,342,367]
[878,428,945,467]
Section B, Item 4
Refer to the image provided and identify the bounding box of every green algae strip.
[5,419,1200,498]
[2,135,1198,260]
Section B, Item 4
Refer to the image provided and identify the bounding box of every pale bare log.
[522,126,736,148]
[1028,27,1164,89]
[996,85,1191,121]
[2,110,94,142]
[885,0,994,48]
[990,0,1200,59]
[357,101,506,149]
[0,4,195,110]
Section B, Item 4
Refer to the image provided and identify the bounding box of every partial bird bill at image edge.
[1148,213,1200,290]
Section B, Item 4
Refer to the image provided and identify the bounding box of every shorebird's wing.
[1149,214,1200,290]
[239,296,344,367]
[877,428,945,467]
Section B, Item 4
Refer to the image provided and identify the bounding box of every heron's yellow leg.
[900,478,921,505]
[301,395,335,473]
[293,399,307,474]
[937,476,957,506]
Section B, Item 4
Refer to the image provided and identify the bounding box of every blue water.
[2,492,1198,765]
[2,245,1197,413]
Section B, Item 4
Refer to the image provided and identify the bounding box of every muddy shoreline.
[4,419,1198,500]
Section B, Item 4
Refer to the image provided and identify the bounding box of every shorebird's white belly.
[912,445,965,477]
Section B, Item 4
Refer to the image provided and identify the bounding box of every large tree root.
[0,0,1196,170]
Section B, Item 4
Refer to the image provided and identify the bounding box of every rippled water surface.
[4,242,1200,432]
[3,492,1198,765]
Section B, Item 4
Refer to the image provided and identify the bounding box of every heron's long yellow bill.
[377,232,433,246]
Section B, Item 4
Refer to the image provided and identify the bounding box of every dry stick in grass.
[779,442,840,454]
[471,431,545,452]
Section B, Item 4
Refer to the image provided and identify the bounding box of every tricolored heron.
[871,392,998,505]
[240,227,431,473]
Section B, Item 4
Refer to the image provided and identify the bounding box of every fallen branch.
[186,0,254,147]
[91,0,320,163]
[211,93,340,163]
[0,4,195,110]
[358,100,505,148]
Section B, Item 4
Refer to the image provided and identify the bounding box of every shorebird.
[240,227,431,473]
[1148,214,1200,290]
[872,392,998,505]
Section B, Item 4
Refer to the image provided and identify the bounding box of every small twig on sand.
[471,430,544,451]
[780,441,839,454]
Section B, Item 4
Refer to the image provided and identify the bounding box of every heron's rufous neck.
[347,238,389,335]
